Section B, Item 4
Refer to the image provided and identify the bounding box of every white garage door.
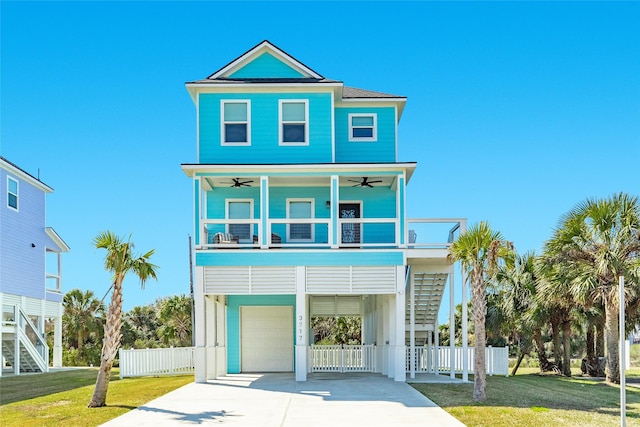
[241,306,294,372]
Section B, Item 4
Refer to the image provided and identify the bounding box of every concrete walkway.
[101,373,466,426]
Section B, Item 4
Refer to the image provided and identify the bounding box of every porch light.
[325,200,330,209]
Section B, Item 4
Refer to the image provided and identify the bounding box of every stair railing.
[16,305,49,372]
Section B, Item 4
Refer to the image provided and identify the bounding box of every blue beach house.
[1,157,69,375]
[182,41,468,382]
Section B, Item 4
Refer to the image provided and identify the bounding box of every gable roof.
[207,40,325,81]
[0,156,53,193]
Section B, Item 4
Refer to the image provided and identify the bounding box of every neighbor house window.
[280,100,308,145]
[221,100,250,145]
[348,114,377,141]
[227,200,253,242]
[7,177,18,210]
[287,199,314,242]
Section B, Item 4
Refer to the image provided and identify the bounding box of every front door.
[339,203,361,244]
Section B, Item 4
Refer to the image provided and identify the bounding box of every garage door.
[240,306,294,372]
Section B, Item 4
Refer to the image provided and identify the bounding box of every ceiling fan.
[222,178,254,188]
[348,177,383,188]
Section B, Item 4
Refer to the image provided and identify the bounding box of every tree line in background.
[60,290,192,367]
[448,192,639,401]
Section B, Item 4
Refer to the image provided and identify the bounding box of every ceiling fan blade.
[368,180,383,184]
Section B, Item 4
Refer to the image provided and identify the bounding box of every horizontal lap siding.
[334,107,396,163]
[0,169,48,300]
[197,251,403,267]
[229,52,305,78]
[199,92,332,164]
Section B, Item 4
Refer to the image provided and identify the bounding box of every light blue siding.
[339,186,397,244]
[199,93,333,164]
[227,295,296,373]
[335,107,397,163]
[229,52,305,79]
[196,250,403,266]
[0,169,51,299]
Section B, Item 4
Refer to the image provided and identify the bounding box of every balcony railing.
[197,217,465,250]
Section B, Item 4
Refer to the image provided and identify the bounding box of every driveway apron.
[101,373,466,426]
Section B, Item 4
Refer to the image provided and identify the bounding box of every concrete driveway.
[101,373,465,426]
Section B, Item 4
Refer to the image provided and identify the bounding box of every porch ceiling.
[406,273,447,328]
[202,175,397,189]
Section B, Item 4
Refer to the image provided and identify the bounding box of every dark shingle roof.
[342,86,405,99]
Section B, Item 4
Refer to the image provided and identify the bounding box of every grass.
[0,368,193,426]
[411,367,640,427]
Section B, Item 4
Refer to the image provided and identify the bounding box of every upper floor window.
[279,100,308,145]
[221,100,251,145]
[7,177,18,210]
[349,113,377,141]
[287,199,314,242]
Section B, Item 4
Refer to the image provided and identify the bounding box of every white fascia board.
[186,82,343,104]
[181,162,417,179]
[45,227,70,252]
[0,159,54,193]
[209,41,324,80]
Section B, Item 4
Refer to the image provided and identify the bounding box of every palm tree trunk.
[472,271,487,402]
[533,328,551,372]
[551,318,562,372]
[596,314,605,357]
[561,320,572,377]
[604,297,620,384]
[88,280,124,407]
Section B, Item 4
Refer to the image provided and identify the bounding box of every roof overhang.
[46,227,70,252]
[1,157,53,193]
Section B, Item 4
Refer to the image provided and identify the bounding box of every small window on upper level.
[349,114,377,142]
[280,100,308,145]
[221,100,251,145]
[7,177,18,211]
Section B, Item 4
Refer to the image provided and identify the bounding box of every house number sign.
[298,315,303,342]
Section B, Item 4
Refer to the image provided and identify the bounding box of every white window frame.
[220,100,251,146]
[286,198,314,242]
[348,113,377,142]
[225,199,254,243]
[279,99,309,146]
[7,176,18,211]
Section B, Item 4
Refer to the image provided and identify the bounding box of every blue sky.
[2,1,639,315]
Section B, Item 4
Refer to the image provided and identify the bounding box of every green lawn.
[0,368,193,426]
[412,367,640,427]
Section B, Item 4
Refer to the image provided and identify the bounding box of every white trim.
[225,199,254,243]
[45,227,70,252]
[209,41,323,80]
[279,99,309,146]
[348,113,377,142]
[220,99,251,146]
[7,175,18,211]
[286,198,315,242]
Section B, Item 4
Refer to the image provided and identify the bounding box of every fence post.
[170,346,174,376]
[119,348,123,379]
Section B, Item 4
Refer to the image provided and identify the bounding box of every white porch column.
[461,260,469,382]
[434,319,439,375]
[330,175,339,248]
[393,265,406,381]
[295,266,307,381]
[205,295,217,380]
[53,311,63,367]
[377,295,387,375]
[409,270,415,379]
[449,266,456,378]
[194,266,206,383]
[260,176,269,247]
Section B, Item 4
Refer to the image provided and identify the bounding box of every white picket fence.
[119,346,195,379]
[310,345,376,372]
[406,346,509,376]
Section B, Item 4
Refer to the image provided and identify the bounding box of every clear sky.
[2,1,639,315]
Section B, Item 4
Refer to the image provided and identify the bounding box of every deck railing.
[197,218,465,250]
[119,347,195,378]
[406,345,509,376]
[310,344,376,372]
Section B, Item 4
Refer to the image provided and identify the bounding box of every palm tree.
[448,221,513,401]
[544,192,640,384]
[63,289,104,358]
[87,231,158,408]
[157,295,192,347]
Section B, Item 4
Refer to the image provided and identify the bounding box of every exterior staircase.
[1,305,48,375]
[405,270,448,345]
